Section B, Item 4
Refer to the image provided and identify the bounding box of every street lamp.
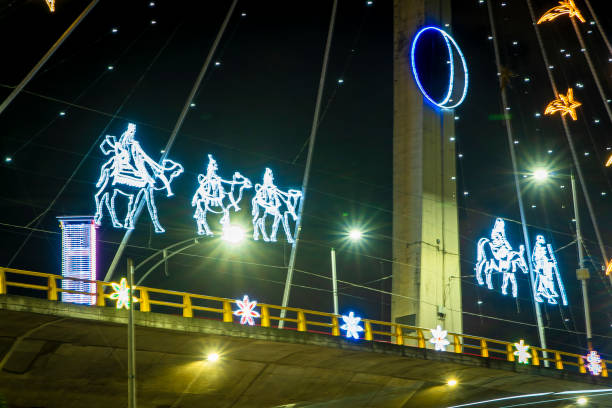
[330,229,363,315]
[221,225,246,244]
[530,168,593,349]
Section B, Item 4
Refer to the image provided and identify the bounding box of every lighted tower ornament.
[514,340,531,364]
[537,0,586,24]
[475,218,528,297]
[94,123,183,233]
[430,325,450,351]
[110,278,138,310]
[531,235,568,305]
[585,350,603,376]
[191,154,251,236]
[545,88,582,121]
[233,295,260,326]
[340,312,364,340]
[252,168,302,243]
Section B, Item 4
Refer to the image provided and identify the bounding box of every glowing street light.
[348,229,362,241]
[447,379,458,386]
[532,168,549,181]
[221,225,245,244]
[206,352,220,362]
[577,397,588,405]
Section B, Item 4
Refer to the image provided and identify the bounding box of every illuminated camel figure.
[191,155,252,236]
[94,123,183,233]
[475,218,528,297]
[252,168,302,243]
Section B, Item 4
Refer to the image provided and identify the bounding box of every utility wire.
[582,0,612,58]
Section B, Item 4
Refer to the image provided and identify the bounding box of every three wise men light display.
[475,218,528,297]
[251,168,302,243]
[191,154,251,236]
[94,123,183,233]
[531,235,568,305]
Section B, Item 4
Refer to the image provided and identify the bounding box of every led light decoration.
[252,168,302,243]
[45,0,55,12]
[606,259,612,275]
[475,218,528,297]
[410,26,469,109]
[531,235,568,305]
[233,295,260,326]
[340,312,364,340]
[606,155,612,168]
[585,351,603,376]
[58,216,96,305]
[191,154,252,236]
[537,0,586,24]
[514,340,531,364]
[545,88,582,121]
[110,277,138,310]
[430,325,450,351]
[94,123,183,233]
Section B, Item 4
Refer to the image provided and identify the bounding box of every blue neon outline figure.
[94,123,183,233]
[475,218,528,297]
[531,235,568,306]
[410,26,469,109]
[251,168,302,243]
[191,154,252,236]
[340,312,364,340]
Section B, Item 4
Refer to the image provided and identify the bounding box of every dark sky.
[1,0,611,359]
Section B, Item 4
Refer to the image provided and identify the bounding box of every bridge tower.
[392,0,462,334]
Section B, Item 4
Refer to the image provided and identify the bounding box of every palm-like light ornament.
[233,295,260,326]
[545,88,582,121]
[585,350,603,376]
[45,0,55,12]
[110,278,138,310]
[430,325,450,351]
[514,339,531,364]
[537,0,585,24]
[340,312,364,340]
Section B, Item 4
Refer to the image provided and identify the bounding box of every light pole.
[531,168,592,349]
[329,229,363,316]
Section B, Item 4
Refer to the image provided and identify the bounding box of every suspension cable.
[582,0,612,57]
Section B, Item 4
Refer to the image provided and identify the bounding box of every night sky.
[1,0,611,359]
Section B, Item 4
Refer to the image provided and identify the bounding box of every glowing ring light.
[410,26,469,109]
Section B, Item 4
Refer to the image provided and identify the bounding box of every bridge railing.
[0,267,608,377]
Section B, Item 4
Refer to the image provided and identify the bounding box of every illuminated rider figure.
[531,235,567,305]
[490,218,513,268]
[252,168,302,243]
[191,154,251,236]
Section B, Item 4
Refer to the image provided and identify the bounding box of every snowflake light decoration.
[514,339,531,364]
[233,295,260,326]
[430,325,450,351]
[544,88,582,121]
[585,350,603,376]
[537,0,586,24]
[340,312,364,340]
[110,278,138,310]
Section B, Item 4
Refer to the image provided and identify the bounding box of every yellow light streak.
[45,0,55,12]
[537,0,586,24]
[544,88,582,121]
[606,260,612,276]
[606,155,612,168]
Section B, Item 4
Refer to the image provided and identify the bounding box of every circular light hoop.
[410,26,469,109]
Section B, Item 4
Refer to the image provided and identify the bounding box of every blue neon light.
[410,26,469,109]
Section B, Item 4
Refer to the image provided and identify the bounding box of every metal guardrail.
[0,267,608,377]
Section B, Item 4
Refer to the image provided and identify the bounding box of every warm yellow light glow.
[606,154,612,167]
[45,0,55,12]
[447,379,458,386]
[349,229,362,241]
[532,169,549,181]
[537,0,585,24]
[577,397,588,405]
[207,352,220,362]
[606,260,612,276]
[545,88,582,121]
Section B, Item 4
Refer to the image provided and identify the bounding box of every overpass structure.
[1,268,611,407]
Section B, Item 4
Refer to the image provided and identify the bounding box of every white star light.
[340,312,364,340]
[430,325,450,351]
[514,339,531,364]
[110,278,138,310]
[233,295,260,326]
[585,351,603,376]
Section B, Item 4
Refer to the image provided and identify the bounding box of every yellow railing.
[0,267,608,377]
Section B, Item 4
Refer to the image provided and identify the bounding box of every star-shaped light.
[233,295,260,325]
[586,350,603,376]
[110,278,138,310]
[537,0,585,24]
[514,339,531,364]
[545,88,582,121]
[45,0,55,12]
[340,312,364,340]
[430,325,450,351]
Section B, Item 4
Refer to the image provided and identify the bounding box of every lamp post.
[329,229,363,315]
[531,168,592,349]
